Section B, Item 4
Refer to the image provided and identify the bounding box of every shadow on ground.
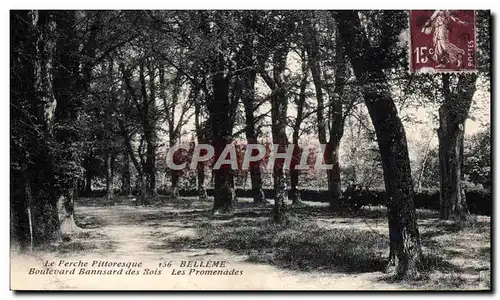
[71,196,490,289]
[155,216,388,274]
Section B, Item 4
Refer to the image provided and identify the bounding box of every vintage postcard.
[10,9,491,291]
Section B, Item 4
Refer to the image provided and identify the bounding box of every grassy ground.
[12,195,491,290]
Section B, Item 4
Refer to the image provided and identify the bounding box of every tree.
[463,126,491,189]
[332,10,422,279]
[120,60,161,205]
[437,11,490,221]
[438,73,477,220]
[239,13,266,204]
[257,12,298,223]
[303,12,356,207]
[11,10,113,244]
[159,66,193,197]
[289,47,310,204]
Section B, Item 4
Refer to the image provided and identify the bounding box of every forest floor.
[11,196,491,290]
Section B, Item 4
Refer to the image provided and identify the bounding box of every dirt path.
[11,198,488,290]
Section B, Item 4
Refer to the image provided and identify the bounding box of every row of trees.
[11,10,490,279]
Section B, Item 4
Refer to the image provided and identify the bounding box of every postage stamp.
[410,10,477,73]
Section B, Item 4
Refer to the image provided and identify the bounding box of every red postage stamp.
[410,10,476,73]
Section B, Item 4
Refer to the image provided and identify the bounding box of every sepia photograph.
[9,8,491,291]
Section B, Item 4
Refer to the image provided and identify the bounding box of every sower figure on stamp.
[421,10,469,68]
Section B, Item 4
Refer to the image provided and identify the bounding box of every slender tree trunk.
[306,17,345,207]
[120,124,147,205]
[171,171,180,198]
[306,21,327,146]
[121,151,131,196]
[139,63,157,200]
[289,158,301,204]
[105,153,114,201]
[289,49,308,205]
[416,137,432,192]
[197,167,208,200]
[193,83,208,201]
[242,79,266,204]
[438,74,476,220]
[333,11,422,279]
[137,173,147,205]
[270,46,289,223]
[326,140,342,206]
[240,26,265,204]
[85,168,92,197]
[326,40,347,207]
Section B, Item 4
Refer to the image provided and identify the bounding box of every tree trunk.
[289,49,308,205]
[326,39,347,207]
[105,153,114,201]
[140,63,157,199]
[306,17,346,207]
[197,167,208,200]
[32,10,83,240]
[137,173,147,205]
[213,161,234,214]
[32,10,60,238]
[242,80,266,204]
[305,18,327,146]
[121,123,147,206]
[273,169,287,223]
[333,11,422,279]
[240,27,265,204]
[85,168,92,197]
[208,67,235,214]
[438,74,477,221]
[171,171,180,198]
[326,140,342,206]
[193,83,208,201]
[289,167,301,204]
[416,138,432,192]
[270,46,289,223]
[121,151,131,196]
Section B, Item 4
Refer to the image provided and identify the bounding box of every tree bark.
[438,73,477,220]
[105,153,115,201]
[305,18,327,146]
[140,62,157,199]
[123,134,147,205]
[333,10,422,279]
[290,51,308,205]
[269,45,290,223]
[31,10,84,240]
[240,34,265,204]
[32,10,60,240]
[325,38,348,207]
[193,85,209,201]
[209,74,235,214]
[121,151,132,196]
[197,167,208,200]
[85,167,92,197]
[306,17,346,207]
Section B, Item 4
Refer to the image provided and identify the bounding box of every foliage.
[463,126,491,189]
